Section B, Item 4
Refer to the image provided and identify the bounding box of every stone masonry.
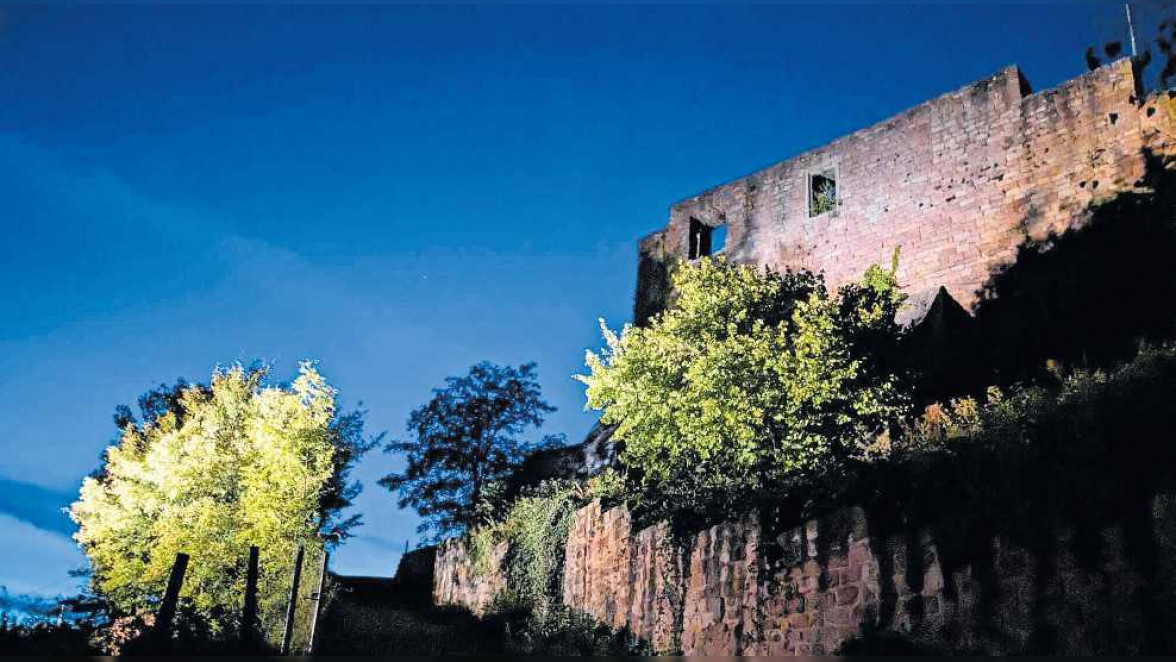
[434,495,1176,654]
[636,59,1176,324]
[432,537,507,617]
[431,61,1176,653]
[561,499,633,632]
[561,500,682,651]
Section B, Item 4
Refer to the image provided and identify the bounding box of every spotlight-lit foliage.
[577,257,911,520]
[70,362,373,642]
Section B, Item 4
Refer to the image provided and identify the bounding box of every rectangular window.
[809,169,838,217]
[688,219,726,259]
[688,218,711,259]
[711,225,727,254]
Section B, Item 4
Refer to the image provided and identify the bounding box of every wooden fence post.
[241,545,260,651]
[153,552,189,652]
[280,545,305,655]
[306,550,329,655]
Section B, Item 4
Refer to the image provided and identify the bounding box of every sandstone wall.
[637,59,1176,320]
[433,495,1176,653]
[432,537,507,616]
[561,499,633,631]
[562,500,682,651]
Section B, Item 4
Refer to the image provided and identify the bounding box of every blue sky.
[0,3,1145,600]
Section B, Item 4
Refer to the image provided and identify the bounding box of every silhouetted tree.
[1085,46,1102,72]
[381,362,563,541]
[1085,5,1176,89]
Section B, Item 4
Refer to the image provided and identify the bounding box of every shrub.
[577,257,912,522]
[467,524,504,578]
[436,480,588,653]
[463,479,578,616]
[582,468,626,505]
[497,604,651,655]
[490,481,579,617]
[836,342,1176,558]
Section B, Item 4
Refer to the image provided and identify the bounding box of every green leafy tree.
[70,362,374,642]
[111,377,205,431]
[576,257,911,520]
[381,362,563,541]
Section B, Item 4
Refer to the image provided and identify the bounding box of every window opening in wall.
[688,218,711,259]
[688,219,726,259]
[809,169,838,217]
[711,225,727,254]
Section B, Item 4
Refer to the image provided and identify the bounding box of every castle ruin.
[432,59,1176,657]
[635,58,1176,325]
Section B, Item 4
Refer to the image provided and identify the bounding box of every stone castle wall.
[561,499,682,651]
[636,59,1176,322]
[432,537,508,617]
[432,61,1176,653]
[436,495,1176,654]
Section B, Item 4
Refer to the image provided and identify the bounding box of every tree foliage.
[111,377,206,431]
[1086,7,1176,89]
[70,362,373,640]
[381,362,563,541]
[577,257,912,520]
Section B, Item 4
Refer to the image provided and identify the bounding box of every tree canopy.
[577,257,912,520]
[381,362,563,541]
[70,362,373,640]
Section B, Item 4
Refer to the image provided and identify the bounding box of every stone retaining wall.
[432,537,507,616]
[435,495,1176,654]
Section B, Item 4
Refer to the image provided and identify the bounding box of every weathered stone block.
[440,489,1176,655]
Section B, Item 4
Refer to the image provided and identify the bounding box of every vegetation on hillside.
[461,478,650,655]
[851,343,1176,537]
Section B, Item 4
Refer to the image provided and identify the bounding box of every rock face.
[627,519,682,651]
[745,509,880,656]
[435,495,1176,654]
[635,59,1176,323]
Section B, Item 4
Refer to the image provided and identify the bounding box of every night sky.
[0,3,1149,600]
